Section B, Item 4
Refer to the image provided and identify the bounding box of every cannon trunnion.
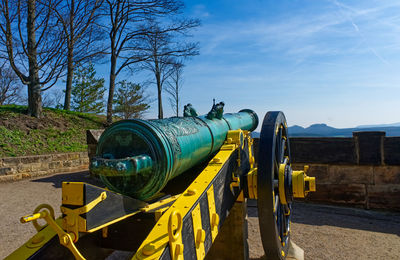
[8,105,315,260]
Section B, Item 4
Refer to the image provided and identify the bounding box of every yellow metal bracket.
[247,168,258,199]
[292,165,316,198]
[226,130,243,192]
[20,204,86,260]
[192,204,205,259]
[244,131,255,168]
[206,185,219,242]
[30,204,55,232]
[141,194,181,222]
[60,191,107,241]
[278,163,288,205]
[168,211,184,260]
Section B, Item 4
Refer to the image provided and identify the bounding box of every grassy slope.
[0,105,106,157]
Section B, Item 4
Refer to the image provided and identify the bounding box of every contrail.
[331,0,390,65]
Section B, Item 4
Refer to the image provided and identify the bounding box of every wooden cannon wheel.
[257,111,292,260]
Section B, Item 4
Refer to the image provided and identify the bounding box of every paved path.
[1,171,399,259]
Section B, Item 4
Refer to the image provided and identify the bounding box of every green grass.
[0,105,106,157]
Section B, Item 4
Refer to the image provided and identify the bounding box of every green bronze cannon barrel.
[90,108,258,200]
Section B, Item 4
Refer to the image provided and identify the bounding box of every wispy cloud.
[191,4,210,18]
[330,0,390,64]
[194,0,400,67]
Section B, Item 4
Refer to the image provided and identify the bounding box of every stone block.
[49,161,62,169]
[22,173,31,178]
[290,137,356,164]
[304,183,366,207]
[40,155,53,163]
[306,164,329,184]
[0,174,22,182]
[41,162,49,170]
[293,164,330,184]
[87,129,104,145]
[69,160,81,167]
[353,131,385,165]
[58,168,70,173]
[81,158,90,164]
[13,174,22,181]
[68,153,80,160]
[19,156,41,164]
[17,164,31,173]
[327,165,373,184]
[63,161,72,167]
[368,184,400,210]
[373,166,400,185]
[31,163,43,171]
[384,137,400,165]
[77,165,89,170]
[31,171,51,178]
[0,175,14,182]
[2,157,21,166]
[79,152,88,158]
[52,154,69,161]
[0,167,15,175]
[290,163,304,171]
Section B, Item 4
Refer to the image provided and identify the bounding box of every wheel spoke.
[280,138,286,162]
[274,194,279,214]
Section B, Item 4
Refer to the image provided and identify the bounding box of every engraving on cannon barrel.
[149,117,206,156]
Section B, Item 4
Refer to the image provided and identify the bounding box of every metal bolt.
[142,243,156,256]
[187,189,196,196]
[61,235,69,245]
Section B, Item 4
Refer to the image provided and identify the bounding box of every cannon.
[90,103,258,199]
[7,103,315,260]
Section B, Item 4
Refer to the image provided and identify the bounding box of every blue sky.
[175,0,400,129]
[54,0,400,129]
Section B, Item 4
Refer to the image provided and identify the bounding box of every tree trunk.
[175,82,179,117]
[27,0,42,117]
[156,71,163,119]
[64,1,75,111]
[176,99,178,117]
[64,46,74,110]
[107,52,117,124]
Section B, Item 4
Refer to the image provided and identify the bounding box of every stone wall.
[0,152,89,182]
[87,129,104,160]
[289,131,400,210]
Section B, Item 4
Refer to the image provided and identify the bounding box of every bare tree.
[138,19,199,119]
[0,65,22,105]
[0,0,67,117]
[42,88,63,108]
[46,0,105,111]
[102,0,182,124]
[165,61,183,117]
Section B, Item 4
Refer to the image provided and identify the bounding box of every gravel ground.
[1,171,399,259]
[247,202,400,259]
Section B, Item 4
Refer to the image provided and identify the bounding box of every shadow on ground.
[248,200,400,236]
[31,171,105,188]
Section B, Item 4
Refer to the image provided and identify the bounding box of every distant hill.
[356,122,400,128]
[251,122,400,137]
[288,123,400,137]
